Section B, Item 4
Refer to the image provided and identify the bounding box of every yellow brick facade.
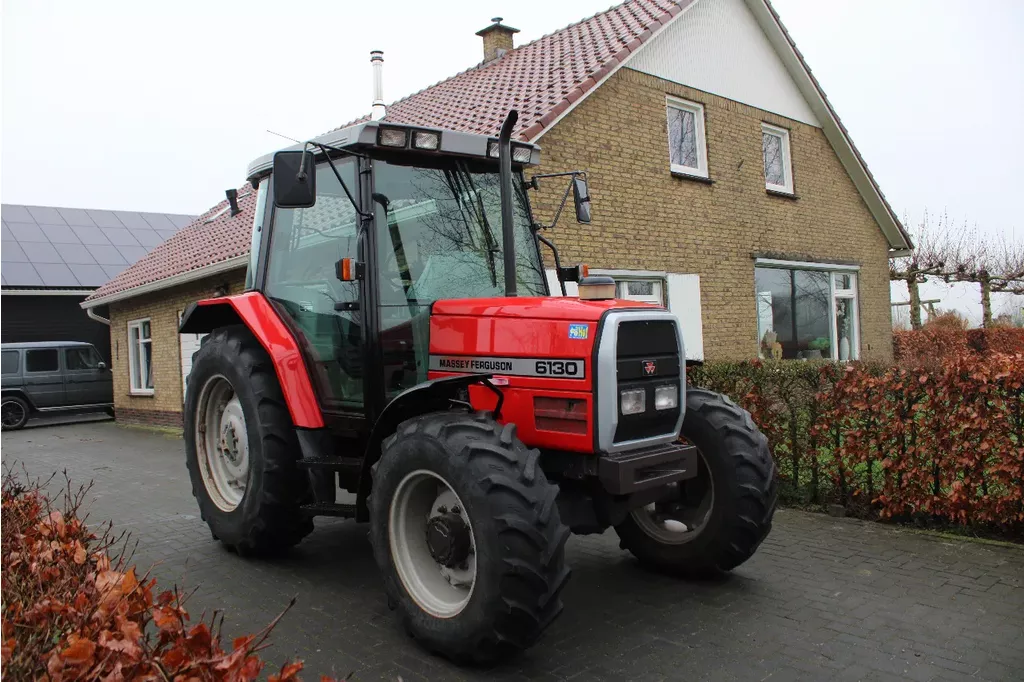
[528,67,894,362]
[107,271,245,425]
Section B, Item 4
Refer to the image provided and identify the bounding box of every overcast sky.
[3,0,1022,319]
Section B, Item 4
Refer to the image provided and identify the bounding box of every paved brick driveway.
[4,421,1023,681]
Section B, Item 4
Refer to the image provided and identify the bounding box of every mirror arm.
[534,230,567,296]
[310,142,372,220]
[525,171,586,230]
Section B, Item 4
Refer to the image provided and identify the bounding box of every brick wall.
[529,67,894,361]
[107,270,246,426]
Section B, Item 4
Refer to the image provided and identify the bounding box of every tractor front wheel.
[370,412,570,664]
[615,388,777,577]
[184,325,313,555]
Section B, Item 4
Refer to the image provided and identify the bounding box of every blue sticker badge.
[568,323,590,340]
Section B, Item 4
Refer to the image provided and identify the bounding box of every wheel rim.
[630,443,715,545]
[2,399,26,427]
[389,469,477,618]
[195,375,249,512]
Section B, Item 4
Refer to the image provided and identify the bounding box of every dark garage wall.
[1,295,111,361]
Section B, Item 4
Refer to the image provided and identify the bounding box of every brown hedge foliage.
[1,473,330,682]
[690,354,1024,533]
[894,327,1024,365]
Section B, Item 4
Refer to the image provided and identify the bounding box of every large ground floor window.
[755,260,859,361]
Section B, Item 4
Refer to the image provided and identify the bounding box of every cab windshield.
[373,157,547,306]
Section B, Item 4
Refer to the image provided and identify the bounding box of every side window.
[264,159,363,408]
[66,347,102,371]
[666,96,708,179]
[1,351,20,374]
[128,319,154,394]
[26,349,59,373]
[616,279,665,305]
[762,123,794,194]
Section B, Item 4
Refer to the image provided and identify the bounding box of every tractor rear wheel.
[184,325,313,554]
[615,388,777,577]
[369,411,570,664]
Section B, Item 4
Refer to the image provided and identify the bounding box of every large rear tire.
[1,395,31,431]
[370,412,570,664]
[615,388,777,577]
[184,325,313,554]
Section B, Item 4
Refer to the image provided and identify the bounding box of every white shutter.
[178,312,207,404]
[665,274,704,362]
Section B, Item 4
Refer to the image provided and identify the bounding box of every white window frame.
[616,278,665,305]
[128,318,154,395]
[761,123,794,194]
[666,96,708,179]
[754,259,860,362]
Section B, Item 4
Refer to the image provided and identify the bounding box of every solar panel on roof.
[85,244,127,265]
[7,222,48,242]
[54,243,97,264]
[33,262,79,287]
[70,225,111,245]
[1,205,33,222]
[67,264,109,286]
[2,263,42,285]
[26,206,65,225]
[141,213,175,230]
[101,264,127,279]
[21,242,63,264]
[85,210,122,228]
[116,245,149,264]
[40,224,81,244]
[56,208,97,226]
[133,230,163,247]
[1,243,28,263]
[113,212,151,230]
[156,229,177,240]
[101,228,140,246]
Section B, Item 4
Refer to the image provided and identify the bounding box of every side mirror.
[97,361,107,370]
[273,151,317,208]
[572,176,591,224]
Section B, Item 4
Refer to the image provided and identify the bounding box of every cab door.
[23,348,64,407]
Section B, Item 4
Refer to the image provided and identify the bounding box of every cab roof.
[246,120,541,182]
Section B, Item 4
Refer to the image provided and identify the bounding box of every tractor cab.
[179,111,777,665]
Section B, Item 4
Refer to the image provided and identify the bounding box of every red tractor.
[180,111,776,663]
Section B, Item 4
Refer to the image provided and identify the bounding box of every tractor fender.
[355,374,491,520]
[179,292,324,429]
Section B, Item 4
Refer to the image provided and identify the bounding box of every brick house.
[81,0,911,427]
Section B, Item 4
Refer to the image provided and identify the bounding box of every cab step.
[300,502,357,518]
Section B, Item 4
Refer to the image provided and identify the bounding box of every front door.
[23,348,64,407]
[64,346,112,405]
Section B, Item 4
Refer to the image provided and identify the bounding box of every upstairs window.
[666,97,708,178]
[762,123,793,194]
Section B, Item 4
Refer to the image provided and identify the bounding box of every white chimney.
[371,50,386,121]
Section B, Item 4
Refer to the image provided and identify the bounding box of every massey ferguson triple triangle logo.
[642,359,658,376]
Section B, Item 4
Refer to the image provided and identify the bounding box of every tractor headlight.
[412,130,440,150]
[654,385,678,411]
[620,389,646,415]
[377,126,408,148]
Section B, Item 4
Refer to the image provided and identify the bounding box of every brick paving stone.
[4,420,1024,681]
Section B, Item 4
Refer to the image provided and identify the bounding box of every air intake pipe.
[498,109,518,297]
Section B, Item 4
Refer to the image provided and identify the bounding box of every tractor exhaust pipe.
[498,109,519,297]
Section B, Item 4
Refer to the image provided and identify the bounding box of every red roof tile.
[338,0,687,141]
[84,0,690,304]
[84,189,256,302]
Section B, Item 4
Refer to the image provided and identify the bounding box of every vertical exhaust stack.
[371,50,386,121]
[498,110,519,297]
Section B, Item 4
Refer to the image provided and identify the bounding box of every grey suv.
[1,341,114,431]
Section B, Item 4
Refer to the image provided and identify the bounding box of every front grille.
[613,320,682,444]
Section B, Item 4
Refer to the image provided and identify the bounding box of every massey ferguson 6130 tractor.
[180,111,777,663]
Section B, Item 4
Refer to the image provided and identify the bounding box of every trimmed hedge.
[894,327,1024,366]
[689,354,1024,535]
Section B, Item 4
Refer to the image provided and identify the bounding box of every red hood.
[431,296,660,321]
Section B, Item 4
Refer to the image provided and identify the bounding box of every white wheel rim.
[389,469,476,618]
[2,399,26,427]
[631,446,714,545]
[195,374,249,512]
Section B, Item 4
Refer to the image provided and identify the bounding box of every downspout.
[87,307,111,326]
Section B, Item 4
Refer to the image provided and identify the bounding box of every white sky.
[3,0,1023,321]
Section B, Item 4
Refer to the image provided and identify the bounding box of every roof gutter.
[80,255,248,309]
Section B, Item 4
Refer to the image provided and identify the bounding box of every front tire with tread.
[184,325,313,555]
[370,411,570,665]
